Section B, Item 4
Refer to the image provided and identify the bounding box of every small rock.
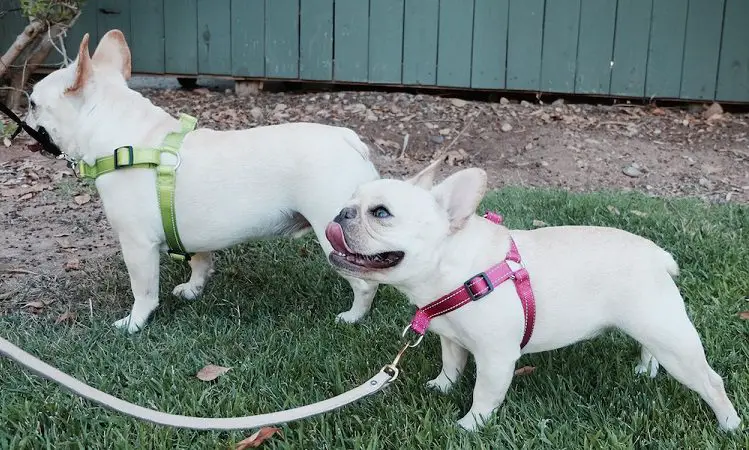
[520,100,532,108]
[698,177,714,189]
[451,98,468,108]
[552,98,565,106]
[540,161,549,167]
[499,97,510,105]
[584,138,601,146]
[653,128,662,135]
[429,135,445,144]
[532,219,548,228]
[541,113,551,123]
[439,128,452,136]
[193,88,210,95]
[274,103,287,112]
[250,107,263,120]
[444,149,469,166]
[703,102,723,120]
[500,123,513,133]
[19,193,33,201]
[365,111,378,122]
[349,103,367,114]
[623,164,643,178]
[524,143,534,151]
[74,193,91,205]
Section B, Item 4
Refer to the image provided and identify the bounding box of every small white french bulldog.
[24,29,382,333]
[324,159,741,431]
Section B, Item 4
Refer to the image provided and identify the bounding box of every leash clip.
[382,324,425,382]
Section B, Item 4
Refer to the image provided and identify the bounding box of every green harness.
[78,113,198,262]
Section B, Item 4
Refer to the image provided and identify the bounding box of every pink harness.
[409,211,537,349]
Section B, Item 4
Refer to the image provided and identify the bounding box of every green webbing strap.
[77,113,198,262]
[157,114,197,261]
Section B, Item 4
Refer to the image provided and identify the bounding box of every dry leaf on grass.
[64,258,81,271]
[532,219,548,228]
[236,427,282,449]
[629,210,648,217]
[195,364,231,381]
[55,310,76,325]
[24,301,45,309]
[514,366,537,376]
[738,311,749,320]
[607,205,621,216]
[74,193,91,205]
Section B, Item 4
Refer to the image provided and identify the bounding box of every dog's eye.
[370,206,391,219]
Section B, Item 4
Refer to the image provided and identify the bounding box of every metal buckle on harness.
[113,146,134,169]
[464,272,493,301]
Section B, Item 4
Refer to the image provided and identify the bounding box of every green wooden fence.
[1,0,747,102]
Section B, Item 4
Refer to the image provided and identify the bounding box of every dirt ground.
[2,83,748,299]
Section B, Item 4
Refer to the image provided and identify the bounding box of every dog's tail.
[341,128,372,162]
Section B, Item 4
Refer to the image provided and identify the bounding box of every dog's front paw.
[457,413,484,431]
[172,282,204,300]
[335,309,364,324]
[113,314,145,334]
[426,375,454,394]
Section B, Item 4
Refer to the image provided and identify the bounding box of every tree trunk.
[6,23,67,109]
[0,20,46,81]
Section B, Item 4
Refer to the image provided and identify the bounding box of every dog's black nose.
[334,207,357,223]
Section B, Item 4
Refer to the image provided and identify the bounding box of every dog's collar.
[407,211,537,349]
[77,113,198,261]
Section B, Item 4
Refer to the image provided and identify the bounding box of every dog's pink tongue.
[325,222,354,254]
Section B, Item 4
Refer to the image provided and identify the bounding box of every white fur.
[26,30,382,332]
[329,160,741,432]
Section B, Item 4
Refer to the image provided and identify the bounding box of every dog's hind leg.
[113,237,161,333]
[620,291,741,431]
[172,252,214,300]
[635,346,660,378]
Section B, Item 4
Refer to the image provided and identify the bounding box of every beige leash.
[0,329,420,430]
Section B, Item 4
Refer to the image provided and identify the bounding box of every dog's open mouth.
[325,222,404,270]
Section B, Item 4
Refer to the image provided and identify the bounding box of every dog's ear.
[431,168,487,231]
[65,33,92,95]
[92,29,132,80]
[406,158,443,189]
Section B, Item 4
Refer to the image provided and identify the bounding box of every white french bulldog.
[324,160,741,431]
[24,29,382,333]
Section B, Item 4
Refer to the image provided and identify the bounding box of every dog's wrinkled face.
[25,30,132,158]
[326,160,487,285]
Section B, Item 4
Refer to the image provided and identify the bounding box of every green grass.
[1,187,748,449]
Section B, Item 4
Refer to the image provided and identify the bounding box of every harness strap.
[78,114,198,261]
[156,114,197,261]
[409,211,537,349]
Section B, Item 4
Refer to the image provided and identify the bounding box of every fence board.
[541,0,580,93]
[231,0,264,77]
[265,0,298,78]
[97,0,131,44]
[368,0,403,84]
[470,0,508,89]
[610,0,652,96]
[575,0,617,94]
[164,0,197,74]
[680,0,725,100]
[716,0,749,102]
[437,0,473,88]
[334,0,369,82]
[402,0,438,85]
[300,0,333,80]
[130,0,164,74]
[645,0,687,99]
[197,0,230,75]
[506,0,544,91]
